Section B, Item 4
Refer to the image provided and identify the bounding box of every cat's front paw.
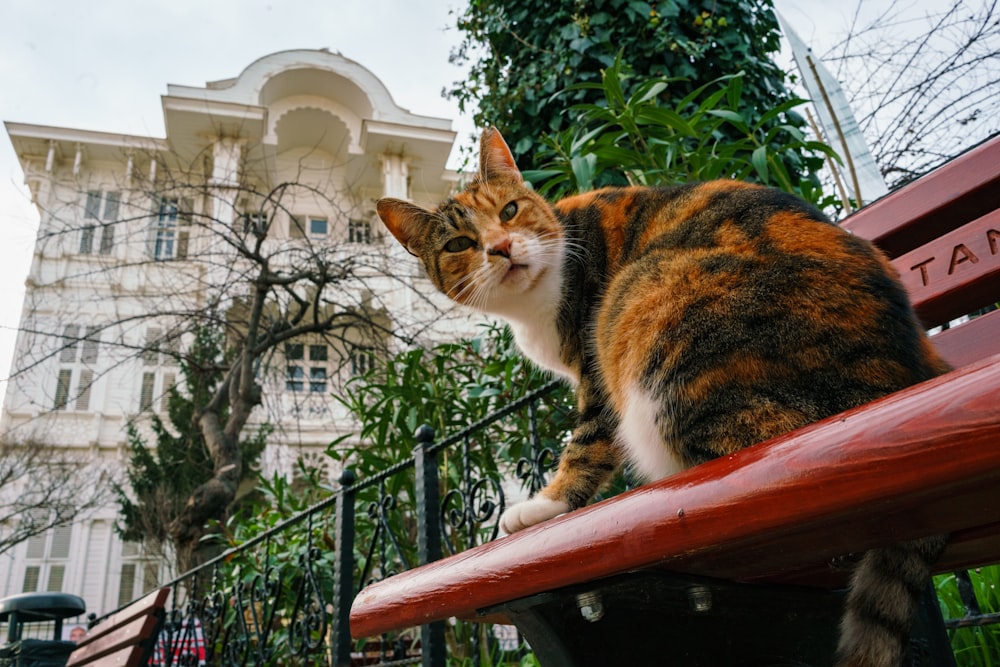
[500,496,571,534]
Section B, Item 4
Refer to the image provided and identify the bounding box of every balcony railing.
[90,377,1000,667]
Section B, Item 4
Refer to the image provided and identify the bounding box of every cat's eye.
[444,236,476,253]
[499,201,518,222]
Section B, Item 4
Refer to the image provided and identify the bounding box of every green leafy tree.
[449,0,821,184]
[115,323,269,575]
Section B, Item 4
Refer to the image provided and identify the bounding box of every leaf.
[468,385,501,399]
[727,75,743,110]
[768,154,794,190]
[753,98,808,131]
[570,36,594,53]
[658,0,680,18]
[706,109,750,134]
[591,145,644,168]
[602,64,627,110]
[635,107,697,137]
[571,124,612,154]
[627,1,654,20]
[522,169,565,184]
[570,154,597,191]
[630,80,669,106]
[751,145,769,183]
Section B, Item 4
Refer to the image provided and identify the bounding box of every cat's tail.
[834,534,948,667]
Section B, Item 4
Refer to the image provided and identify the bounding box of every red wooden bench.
[350,135,1000,665]
[66,587,169,667]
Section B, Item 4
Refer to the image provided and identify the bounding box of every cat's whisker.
[449,272,479,303]
[451,260,499,311]
[471,265,501,310]
[537,232,584,263]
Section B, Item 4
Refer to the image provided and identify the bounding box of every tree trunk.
[168,355,260,574]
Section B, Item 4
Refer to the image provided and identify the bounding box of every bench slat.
[842,134,1000,258]
[892,208,1000,327]
[351,354,1000,639]
[74,588,169,646]
[69,644,149,667]
[930,308,1000,368]
[65,614,160,666]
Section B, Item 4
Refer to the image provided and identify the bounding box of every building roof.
[7,49,457,190]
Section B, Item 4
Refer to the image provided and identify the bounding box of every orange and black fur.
[378,127,951,667]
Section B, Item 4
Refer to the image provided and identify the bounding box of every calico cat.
[377,127,951,667]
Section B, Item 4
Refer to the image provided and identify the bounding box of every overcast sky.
[0,0,941,402]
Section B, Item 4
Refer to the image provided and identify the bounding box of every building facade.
[0,50,467,620]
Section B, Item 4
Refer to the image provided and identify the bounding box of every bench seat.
[351,352,1000,636]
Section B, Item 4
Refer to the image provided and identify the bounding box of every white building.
[0,50,468,620]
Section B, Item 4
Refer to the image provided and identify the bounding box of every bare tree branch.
[0,440,111,556]
[823,0,1000,187]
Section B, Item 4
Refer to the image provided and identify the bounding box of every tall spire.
[777,11,889,206]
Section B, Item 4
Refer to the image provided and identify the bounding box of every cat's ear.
[376,198,432,257]
[478,127,523,184]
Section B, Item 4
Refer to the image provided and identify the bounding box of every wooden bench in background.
[66,587,169,667]
[350,134,1000,666]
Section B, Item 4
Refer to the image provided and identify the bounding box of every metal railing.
[133,379,565,667]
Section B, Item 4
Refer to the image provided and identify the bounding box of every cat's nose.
[488,238,511,258]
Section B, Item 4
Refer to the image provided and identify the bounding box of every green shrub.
[936,566,1000,665]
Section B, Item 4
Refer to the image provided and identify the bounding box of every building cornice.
[4,121,167,152]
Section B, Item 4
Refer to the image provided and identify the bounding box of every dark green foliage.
[327,323,573,665]
[332,323,567,473]
[115,323,269,558]
[449,0,820,185]
[524,54,837,206]
[329,322,572,557]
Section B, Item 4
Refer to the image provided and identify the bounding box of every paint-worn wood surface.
[350,135,1000,646]
[66,588,169,667]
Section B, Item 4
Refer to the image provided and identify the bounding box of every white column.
[71,519,93,597]
[210,137,243,187]
[26,178,40,204]
[209,138,243,226]
[45,140,56,173]
[380,154,410,199]
[379,154,420,321]
[72,143,83,176]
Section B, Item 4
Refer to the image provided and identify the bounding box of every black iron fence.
[89,377,1000,667]
[137,380,566,667]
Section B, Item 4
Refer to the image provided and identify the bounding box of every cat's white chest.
[511,319,578,385]
[492,259,577,384]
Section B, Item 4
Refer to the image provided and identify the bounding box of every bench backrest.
[843,134,1000,368]
[66,588,169,667]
